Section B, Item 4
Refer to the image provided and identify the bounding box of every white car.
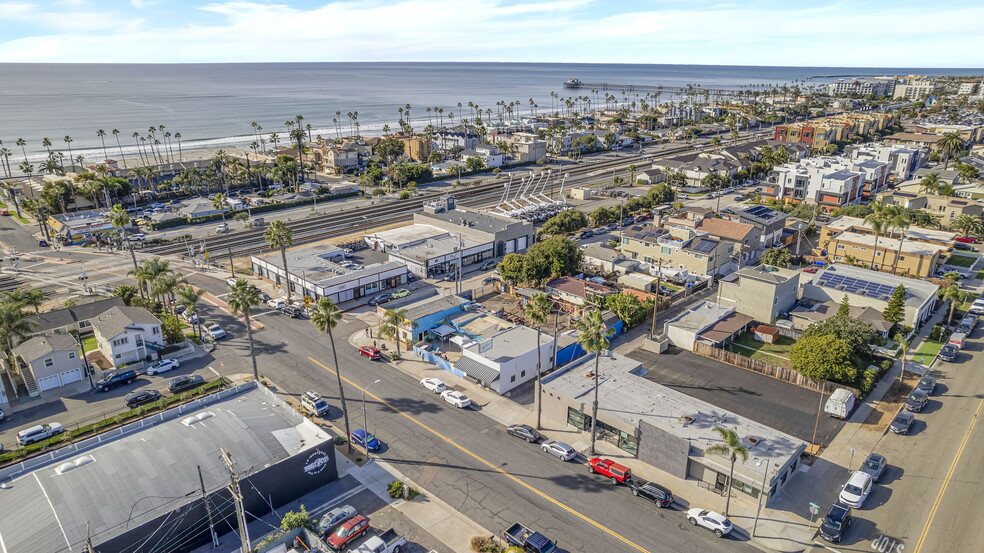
[226,277,239,287]
[17,422,65,446]
[838,470,873,508]
[541,440,576,461]
[687,508,733,538]
[183,311,200,324]
[267,298,286,309]
[127,233,146,242]
[420,377,447,393]
[216,223,229,233]
[205,324,227,340]
[441,390,471,408]
[146,359,179,375]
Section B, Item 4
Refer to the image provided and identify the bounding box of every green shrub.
[333,436,348,446]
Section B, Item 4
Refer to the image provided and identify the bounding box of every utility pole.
[538,309,560,430]
[221,449,251,553]
[199,465,219,548]
[85,521,96,553]
[650,260,663,338]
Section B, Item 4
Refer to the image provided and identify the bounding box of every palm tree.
[525,293,552,429]
[63,136,74,171]
[863,208,885,270]
[939,278,969,325]
[937,132,965,170]
[5,289,45,315]
[175,285,205,338]
[704,427,749,517]
[108,204,140,272]
[379,308,408,356]
[211,193,228,223]
[0,300,35,362]
[918,172,942,195]
[153,272,186,313]
[128,257,171,302]
[310,297,353,453]
[111,129,127,166]
[264,221,294,296]
[575,310,615,454]
[949,214,984,238]
[227,279,261,381]
[96,129,109,162]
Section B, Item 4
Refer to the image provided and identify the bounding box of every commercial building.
[414,200,535,258]
[717,265,800,324]
[454,325,555,395]
[251,245,409,304]
[800,264,939,327]
[394,294,472,343]
[842,143,927,183]
[47,209,113,244]
[542,353,805,500]
[876,191,982,228]
[0,382,338,553]
[818,216,955,277]
[827,77,896,98]
[893,80,941,100]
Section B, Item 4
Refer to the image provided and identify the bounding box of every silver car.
[541,440,576,461]
[317,505,357,535]
[859,453,887,482]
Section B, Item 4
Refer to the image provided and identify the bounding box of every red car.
[0,210,9,216]
[358,346,382,360]
[955,237,977,244]
[588,457,633,485]
[803,267,818,273]
[326,514,369,550]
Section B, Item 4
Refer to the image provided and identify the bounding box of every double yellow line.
[309,357,652,553]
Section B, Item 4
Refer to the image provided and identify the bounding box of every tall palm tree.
[175,285,205,338]
[128,257,171,302]
[937,132,965,170]
[949,213,984,238]
[96,129,108,162]
[63,136,74,171]
[153,272,186,313]
[379,308,408,356]
[939,278,969,325]
[227,279,261,381]
[525,293,552,429]
[310,297,353,453]
[111,129,127,166]
[863,208,885,270]
[704,427,749,517]
[0,300,35,362]
[575,310,615,454]
[5,289,45,315]
[211,193,228,223]
[264,221,294,296]
[108,203,140,273]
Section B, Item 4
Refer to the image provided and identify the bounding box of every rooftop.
[0,384,330,553]
[733,264,799,285]
[544,354,805,483]
[256,245,406,288]
[739,205,786,225]
[807,264,939,307]
[825,216,957,244]
[830,230,949,256]
[464,325,553,363]
[91,306,161,339]
[418,207,519,235]
[695,217,755,242]
[546,276,615,299]
[12,333,78,362]
[402,294,470,322]
[389,234,485,263]
[366,224,448,249]
[26,297,126,334]
[666,301,734,333]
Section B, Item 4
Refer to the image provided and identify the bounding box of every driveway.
[628,347,846,445]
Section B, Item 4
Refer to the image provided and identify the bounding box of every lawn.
[81,334,98,352]
[730,333,795,369]
[947,254,976,268]
[911,339,944,363]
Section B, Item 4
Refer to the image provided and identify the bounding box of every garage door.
[517,236,529,251]
[505,239,516,254]
[59,368,83,385]
[38,374,61,392]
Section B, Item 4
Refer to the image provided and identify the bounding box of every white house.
[11,334,86,397]
[91,306,164,367]
[454,325,555,395]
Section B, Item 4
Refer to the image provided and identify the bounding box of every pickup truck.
[503,522,558,553]
[349,528,407,553]
[587,457,633,485]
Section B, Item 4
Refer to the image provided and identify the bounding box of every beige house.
[716,265,800,324]
[620,224,735,278]
[11,334,86,398]
[876,191,982,228]
[818,216,955,277]
[309,143,360,174]
[91,306,164,368]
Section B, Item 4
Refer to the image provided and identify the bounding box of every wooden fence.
[693,341,860,397]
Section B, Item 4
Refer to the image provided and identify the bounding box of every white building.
[454,325,555,395]
[843,143,927,183]
[766,156,891,208]
[91,306,164,367]
[11,334,85,398]
[827,78,896,98]
[800,264,939,327]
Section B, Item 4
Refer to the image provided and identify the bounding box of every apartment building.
[912,123,984,144]
[893,80,941,100]
[818,216,956,277]
[620,224,736,278]
[765,157,866,209]
[773,112,893,151]
[510,132,548,162]
[827,78,896,98]
[843,143,927,183]
[716,265,800,324]
[876,191,983,228]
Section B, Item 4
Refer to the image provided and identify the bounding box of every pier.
[563,79,743,96]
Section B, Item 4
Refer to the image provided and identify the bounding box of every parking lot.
[627,347,845,445]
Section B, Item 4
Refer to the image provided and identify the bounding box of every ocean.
[0,62,980,162]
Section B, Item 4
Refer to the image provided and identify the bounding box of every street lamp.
[362,379,381,454]
[752,460,778,536]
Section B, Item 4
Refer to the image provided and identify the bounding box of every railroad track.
[141,142,701,258]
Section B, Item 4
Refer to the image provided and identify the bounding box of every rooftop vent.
[182,412,215,426]
[55,455,95,475]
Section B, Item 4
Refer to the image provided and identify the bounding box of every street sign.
[809,504,820,515]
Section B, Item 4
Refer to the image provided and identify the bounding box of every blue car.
[350,429,381,451]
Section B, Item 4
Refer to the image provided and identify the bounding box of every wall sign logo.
[304,449,331,475]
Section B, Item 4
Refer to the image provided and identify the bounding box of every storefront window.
[567,407,589,430]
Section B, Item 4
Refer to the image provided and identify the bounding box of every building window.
[68,352,76,359]
[115,353,122,359]
[520,370,526,378]
[734,480,755,496]
[837,244,845,249]
[510,375,516,382]
[567,407,590,430]
[79,320,92,329]
[44,358,54,368]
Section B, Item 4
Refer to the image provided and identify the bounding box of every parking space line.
[812,543,842,553]
[308,357,652,553]
[33,473,72,551]
[208,366,221,378]
[307,484,367,517]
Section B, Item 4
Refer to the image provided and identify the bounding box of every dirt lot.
[862,373,917,429]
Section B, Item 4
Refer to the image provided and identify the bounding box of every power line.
[221,448,251,553]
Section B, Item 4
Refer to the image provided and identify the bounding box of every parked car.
[359,346,382,360]
[890,411,915,434]
[215,223,229,233]
[859,453,887,482]
[350,429,381,452]
[390,288,411,299]
[838,471,873,508]
[502,523,559,553]
[630,480,674,507]
[953,242,974,251]
[803,267,818,273]
[168,374,205,393]
[606,222,618,231]
[686,508,733,538]
[969,300,984,315]
[824,388,857,419]
[280,305,302,318]
[301,390,331,417]
[183,310,200,324]
[17,422,65,445]
[540,440,576,461]
[205,324,227,340]
[125,389,162,408]
[578,230,594,240]
[904,389,929,412]
[480,260,499,271]
[915,375,937,395]
[367,293,392,306]
[441,390,472,408]
[226,277,239,287]
[939,343,959,361]
[146,359,180,375]
[593,227,607,235]
[420,377,447,393]
[317,505,357,536]
[587,457,633,485]
[819,502,852,543]
[947,331,967,350]
[506,424,542,443]
[954,236,977,243]
[96,369,137,392]
[37,239,49,247]
[267,298,286,309]
[325,514,370,551]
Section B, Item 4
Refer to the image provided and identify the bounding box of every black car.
[280,305,302,318]
[859,453,887,482]
[606,222,618,231]
[904,389,928,412]
[578,230,594,240]
[939,343,959,362]
[819,502,852,543]
[125,389,162,408]
[890,411,915,434]
[506,424,542,443]
[367,293,392,306]
[168,374,205,394]
[954,242,974,251]
[630,480,674,507]
[96,369,137,392]
[915,376,937,395]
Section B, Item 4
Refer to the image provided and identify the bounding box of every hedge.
[0,377,228,465]
[150,192,359,230]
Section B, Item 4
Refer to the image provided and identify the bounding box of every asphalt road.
[181,272,760,553]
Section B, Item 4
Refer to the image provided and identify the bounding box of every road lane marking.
[308,357,652,553]
[812,543,842,553]
[912,398,983,553]
[34,473,72,551]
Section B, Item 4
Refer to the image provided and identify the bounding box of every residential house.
[308,143,360,174]
[91,306,164,367]
[454,325,555,395]
[882,132,945,151]
[843,143,927,183]
[663,301,754,350]
[25,297,126,338]
[510,132,547,162]
[800,264,939,326]
[876,191,982,228]
[818,216,955,276]
[582,244,629,274]
[459,144,504,169]
[179,198,227,219]
[716,265,800,324]
[11,334,86,397]
[765,157,867,210]
[729,205,788,248]
[433,127,480,150]
[789,301,894,336]
[620,224,735,278]
[545,276,616,315]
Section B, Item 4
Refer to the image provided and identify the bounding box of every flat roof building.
[801,264,939,326]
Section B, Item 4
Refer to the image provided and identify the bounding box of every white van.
[824,388,857,420]
[838,470,873,508]
[948,332,967,350]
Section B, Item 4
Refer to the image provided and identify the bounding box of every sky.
[0,0,982,67]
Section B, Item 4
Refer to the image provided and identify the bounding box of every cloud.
[0,0,981,66]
